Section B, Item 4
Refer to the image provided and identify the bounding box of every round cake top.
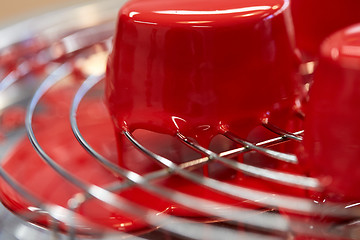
[120,0,288,27]
[321,23,360,69]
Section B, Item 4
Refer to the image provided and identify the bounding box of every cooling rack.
[1,0,360,239]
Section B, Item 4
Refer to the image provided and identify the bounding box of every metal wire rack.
[1,0,360,239]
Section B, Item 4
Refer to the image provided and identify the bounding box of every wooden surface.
[0,0,90,25]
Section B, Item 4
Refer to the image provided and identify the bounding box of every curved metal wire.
[0,150,111,237]
[69,74,359,239]
[221,131,298,163]
[175,132,315,188]
[261,122,304,142]
[123,130,359,218]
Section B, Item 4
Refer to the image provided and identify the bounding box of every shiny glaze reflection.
[302,23,360,202]
[106,0,302,148]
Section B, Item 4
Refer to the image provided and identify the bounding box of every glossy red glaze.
[291,0,360,57]
[106,0,302,148]
[301,23,360,202]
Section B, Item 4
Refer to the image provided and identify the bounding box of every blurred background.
[0,0,91,26]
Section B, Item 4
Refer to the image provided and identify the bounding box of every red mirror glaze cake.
[301,23,360,202]
[106,0,303,148]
